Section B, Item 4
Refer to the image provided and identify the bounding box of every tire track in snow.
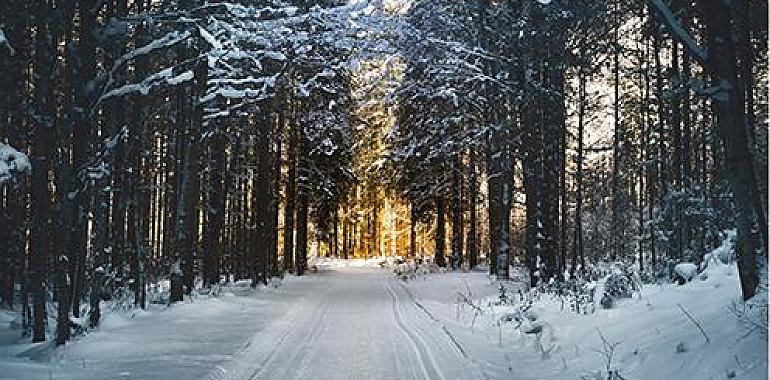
[385,278,446,380]
[393,278,488,379]
[209,289,320,380]
[396,280,469,359]
[384,278,420,380]
[246,279,337,380]
[281,292,335,380]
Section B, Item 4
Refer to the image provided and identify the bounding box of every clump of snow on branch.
[0,143,31,184]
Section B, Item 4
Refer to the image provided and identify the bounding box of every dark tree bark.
[203,132,226,286]
[466,152,478,269]
[571,67,586,274]
[30,0,57,341]
[296,180,309,276]
[295,128,309,276]
[270,114,282,277]
[343,204,349,259]
[697,0,765,300]
[450,156,464,269]
[434,197,446,268]
[409,203,417,258]
[332,208,339,258]
[731,0,768,251]
[611,5,622,261]
[283,117,297,273]
[251,112,271,287]
[487,124,511,279]
[170,61,207,303]
[0,0,29,312]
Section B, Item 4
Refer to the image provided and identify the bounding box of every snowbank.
[403,261,767,379]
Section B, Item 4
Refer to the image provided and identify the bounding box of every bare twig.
[677,303,710,343]
[456,291,484,313]
[594,329,621,375]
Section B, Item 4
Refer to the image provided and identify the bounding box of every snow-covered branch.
[648,0,708,65]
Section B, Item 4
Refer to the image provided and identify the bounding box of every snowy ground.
[401,262,767,379]
[0,260,766,379]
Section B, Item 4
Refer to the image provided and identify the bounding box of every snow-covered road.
[219,269,480,380]
[0,268,487,380]
[1,262,765,380]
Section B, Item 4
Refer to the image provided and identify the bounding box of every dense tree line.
[389,0,766,299]
[0,0,766,347]
[0,0,378,345]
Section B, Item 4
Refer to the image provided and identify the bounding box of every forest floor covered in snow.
[0,258,766,379]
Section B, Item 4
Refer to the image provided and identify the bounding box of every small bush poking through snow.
[674,263,698,283]
[601,268,638,309]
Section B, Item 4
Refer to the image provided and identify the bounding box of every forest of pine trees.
[0,0,766,347]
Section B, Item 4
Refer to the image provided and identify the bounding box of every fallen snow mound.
[674,262,698,281]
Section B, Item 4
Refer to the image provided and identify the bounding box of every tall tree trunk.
[523,103,541,286]
[203,132,226,286]
[611,6,622,261]
[296,183,308,276]
[451,156,463,269]
[732,0,767,250]
[283,116,297,273]
[487,125,510,279]
[409,203,417,258]
[434,197,446,268]
[295,128,308,276]
[30,0,56,341]
[652,21,669,265]
[251,113,271,287]
[170,61,207,302]
[68,0,97,320]
[466,152,478,269]
[572,68,586,274]
[343,204,349,259]
[0,0,29,311]
[698,0,765,300]
[270,114,282,277]
[541,56,564,281]
[333,208,339,258]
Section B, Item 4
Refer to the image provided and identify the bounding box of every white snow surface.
[0,261,765,379]
[0,143,31,184]
[0,29,14,55]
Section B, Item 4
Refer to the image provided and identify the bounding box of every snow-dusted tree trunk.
[171,59,207,302]
[69,0,94,313]
[696,0,765,300]
[487,129,510,280]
